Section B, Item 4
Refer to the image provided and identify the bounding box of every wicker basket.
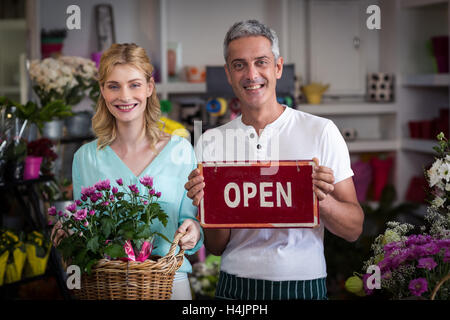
[74,233,185,300]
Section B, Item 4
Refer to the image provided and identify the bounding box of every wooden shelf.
[347,139,399,153]
[402,138,438,154]
[298,102,397,116]
[402,74,450,87]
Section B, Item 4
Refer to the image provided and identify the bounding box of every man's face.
[224,36,283,110]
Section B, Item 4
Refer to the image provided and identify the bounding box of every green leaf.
[101,217,114,238]
[87,235,99,253]
[104,243,125,258]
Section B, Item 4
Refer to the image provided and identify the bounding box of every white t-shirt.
[195,106,353,281]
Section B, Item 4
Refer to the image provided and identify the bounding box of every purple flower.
[89,210,95,216]
[102,201,110,207]
[112,186,118,194]
[116,178,123,186]
[48,206,57,216]
[408,278,428,297]
[73,208,87,221]
[58,211,63,217]
[75,200,82,206]
[83,221,89,227]
[149,189,155,196]
[95,179,111,191]
[417,257,438,270]
[156,191,161,198]
[81,186,96,198]
[419,242,440,256]
[129,184,139,194]
[66,203,77,213]
[139,175,154,188]
[444,249,450,263]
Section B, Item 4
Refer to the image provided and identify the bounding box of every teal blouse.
[72,135,203,274]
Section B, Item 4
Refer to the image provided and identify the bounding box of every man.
[185,20,363,300]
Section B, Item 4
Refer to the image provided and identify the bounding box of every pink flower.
[116,178,123,186]
[95,179,111,191]
[408,278,428,297]
[129,184,139,194]
[362,273,374,295]
[66,203,77,213]
[84,221,89,227]
[139,175,154,188]
[74,208,87,221]
[48,206,57,216]
[417,257,437,270]
[156,191,161,198]
[112,186,118,194]
[89,210,95,216]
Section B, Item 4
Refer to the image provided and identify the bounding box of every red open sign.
[198,160,319,228]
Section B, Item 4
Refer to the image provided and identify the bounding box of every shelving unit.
[389,0,450,201]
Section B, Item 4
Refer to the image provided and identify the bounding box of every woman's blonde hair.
[92,43,161,150]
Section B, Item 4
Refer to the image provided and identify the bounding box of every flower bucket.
[23,243,51,278]
[42,120,64,140]
[352,161,372,203]
[23,156,43,180]
[370,157,393,201]
[5,247,26,284]
[64,112,92,137]
[0,251,9,286]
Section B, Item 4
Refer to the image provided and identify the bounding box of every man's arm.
[319,178,364,242]
[312,159,364,242]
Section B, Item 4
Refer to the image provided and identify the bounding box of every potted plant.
[346,133,450,300]
[38,177,73,226]
[27,138,58,177]
[50,176,184,300]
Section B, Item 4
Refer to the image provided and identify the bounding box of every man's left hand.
[312,157,335,201]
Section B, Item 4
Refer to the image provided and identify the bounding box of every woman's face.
[100,64,153,126]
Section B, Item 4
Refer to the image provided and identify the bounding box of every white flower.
[432,196,446,208]
[428,159,443,187]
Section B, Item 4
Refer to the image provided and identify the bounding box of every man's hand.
[184,168,205,206]
[312,157,335,201]
[175,219,201,250]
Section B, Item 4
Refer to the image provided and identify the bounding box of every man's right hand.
[184,168,205,206]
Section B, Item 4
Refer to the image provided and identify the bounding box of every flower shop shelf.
[347,139,399,153]
[156,81,206,97]
[298,102,398,116]
[401,138,439,154]
[401,74,450,87]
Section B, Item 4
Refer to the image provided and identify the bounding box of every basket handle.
[430,273,450,300]
[166,231,186,259]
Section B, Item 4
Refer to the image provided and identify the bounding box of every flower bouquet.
[346,133,450,300]
[29,56,97,107]
[50,176,185,300]
[27,138,58,176]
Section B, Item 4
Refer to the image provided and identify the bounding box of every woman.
[57,43,203,299]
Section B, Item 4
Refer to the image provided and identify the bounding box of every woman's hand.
[175,219,201,250]
[50,221,67,247]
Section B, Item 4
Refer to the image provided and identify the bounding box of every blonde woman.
[70,43,203,299]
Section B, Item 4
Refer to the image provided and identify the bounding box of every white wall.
[40,0,144,59]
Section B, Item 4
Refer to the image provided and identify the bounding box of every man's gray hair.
[223,20,280,62]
